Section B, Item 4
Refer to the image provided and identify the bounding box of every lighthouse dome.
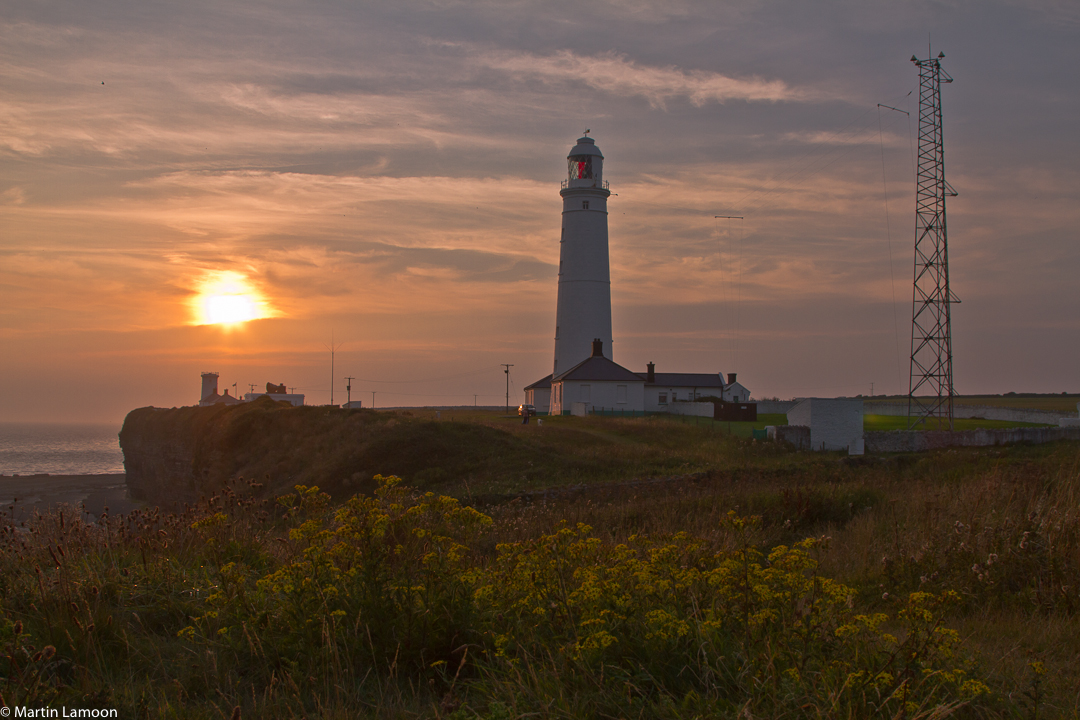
[568,136,604,158]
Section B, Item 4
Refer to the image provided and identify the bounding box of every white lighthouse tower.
[552,134,613,376]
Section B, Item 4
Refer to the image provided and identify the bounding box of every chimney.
[727,373,737,385]
[591,338,603,357]
[646,362,655,383]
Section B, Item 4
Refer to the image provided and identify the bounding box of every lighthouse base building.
[525,134,751,415]
[526,349,747,416]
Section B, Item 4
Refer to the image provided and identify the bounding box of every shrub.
[181,476,492,683]
[471,512,989,717]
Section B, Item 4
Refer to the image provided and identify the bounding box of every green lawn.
[868,393,1079,413]
[863,414,1052,431]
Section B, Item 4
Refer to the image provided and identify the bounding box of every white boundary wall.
[666,401,714,417]
[756,400,800,414]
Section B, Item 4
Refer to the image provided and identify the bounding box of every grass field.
[862,414,1052,431]
[868,394,1080,413]
[23,407,1079,717]
[954,395,1080,412]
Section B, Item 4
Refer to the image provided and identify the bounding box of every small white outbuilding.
[786,398,864,454]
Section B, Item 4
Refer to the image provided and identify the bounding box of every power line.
[347,365,504,385]
[877,104,906,395]
[713,215,745,373]
[721,93,916,224]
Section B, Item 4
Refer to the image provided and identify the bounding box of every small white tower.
[552,134,613,376]
[200,372,219,402]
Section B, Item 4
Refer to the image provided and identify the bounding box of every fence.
[768,425,1080,453]
[587,407,650,417]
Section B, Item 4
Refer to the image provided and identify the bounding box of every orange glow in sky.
[192,271,273,326]
[3,1,1079,424]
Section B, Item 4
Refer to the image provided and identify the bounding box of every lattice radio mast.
[908,51,959,429]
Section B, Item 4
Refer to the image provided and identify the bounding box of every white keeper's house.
[536,339,747,415]
[524,133,752,415]
[548,339,644,415]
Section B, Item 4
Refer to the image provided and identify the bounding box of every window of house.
[582,200,590,210]
[658,392,667,405]
[671,391,677,402]
[617,385,627,404]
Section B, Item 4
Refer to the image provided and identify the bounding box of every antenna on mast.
[324,332,343,405]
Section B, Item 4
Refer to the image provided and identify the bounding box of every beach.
[0,473,141,520]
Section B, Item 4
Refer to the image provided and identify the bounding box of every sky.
[2,0,1078,423]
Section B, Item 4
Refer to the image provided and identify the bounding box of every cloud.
[470,48,811,108]
[3,0,1080,419]
[0,187,26,205]
[781,129,907,147]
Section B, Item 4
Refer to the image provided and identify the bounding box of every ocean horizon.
[0,421,125,477]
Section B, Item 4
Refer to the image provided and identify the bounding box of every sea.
[0,422,125,476]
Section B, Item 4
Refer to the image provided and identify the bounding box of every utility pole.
[474,394,478,407]
[344,376,355,407]
[501,364,514,414]
[371,391,376,409]
[908,51,959,430]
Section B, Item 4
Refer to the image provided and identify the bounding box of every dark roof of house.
[554,356,643,383]
[200,391,242,406]
[635,372,725,388]
[524,374,553,390]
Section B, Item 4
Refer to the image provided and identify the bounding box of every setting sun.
[191,271,274,326]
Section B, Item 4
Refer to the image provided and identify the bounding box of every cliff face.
[119,403,243,505]
[119,399,543,507]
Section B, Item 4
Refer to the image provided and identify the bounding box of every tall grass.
[8,425,1080,717]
